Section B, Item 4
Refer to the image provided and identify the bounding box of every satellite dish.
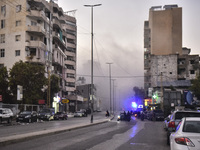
[186,91,193,105]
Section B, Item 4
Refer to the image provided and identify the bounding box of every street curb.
[0,117,114,146]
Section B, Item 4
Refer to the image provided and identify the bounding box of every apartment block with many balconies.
[0,0,78,110]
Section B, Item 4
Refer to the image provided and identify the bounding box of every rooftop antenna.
[65,9,77,17]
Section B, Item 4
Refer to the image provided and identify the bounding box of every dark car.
[54,112,68,120]
[117,112,131,121]
[38,108,55,121]
[16,111,38,123]
[148,109,164,121]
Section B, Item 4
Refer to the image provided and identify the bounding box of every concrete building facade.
[144,5,200,100]
[0,0,79,110]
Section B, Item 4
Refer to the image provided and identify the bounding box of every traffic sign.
[62,99,69,103]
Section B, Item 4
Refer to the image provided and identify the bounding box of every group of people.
[123,111,131,121]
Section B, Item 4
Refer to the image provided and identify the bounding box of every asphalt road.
[0,116,170,150]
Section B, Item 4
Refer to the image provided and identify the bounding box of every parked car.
[80,109,88,117]
[163,115,171,131]
[38,108,55,121]
[54,112,68,120]
[167,110,200,145]
[74,111,84,117]
[0,108,13,124]
[170,117,200,150]
[16,111,38,123]
[148,109,164,121]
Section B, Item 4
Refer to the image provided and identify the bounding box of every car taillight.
[168,121,175,128]
[175,137,195,147]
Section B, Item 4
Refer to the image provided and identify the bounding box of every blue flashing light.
[132,102,137,108]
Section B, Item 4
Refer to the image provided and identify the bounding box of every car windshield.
[21,111,31,115]
[175,112,200,120]
[183,121,200,133]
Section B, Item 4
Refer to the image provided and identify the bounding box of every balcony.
[27,10,48,23]
[53,18,62,29]
[67,34,76,40]
[26,41,46,50]
[26,25,45,35]
[65,60,76,66]
[52,31,67,48]
[67,43,76,49]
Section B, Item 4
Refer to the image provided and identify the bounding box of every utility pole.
[84,4,102,123]
[112,79,116,114]
[106,63,112,114]
[160,72,163,110]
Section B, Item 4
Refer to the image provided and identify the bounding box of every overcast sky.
[57,0,200,110]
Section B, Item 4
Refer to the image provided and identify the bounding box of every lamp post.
[112,79,116,114]
[84,4,101,123]
[106,62,112,114]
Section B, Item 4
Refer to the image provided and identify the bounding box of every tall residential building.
[144,5,200,98]
[0,0,78,111]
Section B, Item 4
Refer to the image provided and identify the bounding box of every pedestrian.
[106,110,110,117]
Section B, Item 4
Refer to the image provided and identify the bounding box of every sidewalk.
[0,115,114,146]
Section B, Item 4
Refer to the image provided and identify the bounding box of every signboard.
[62,99,69,103]
[0,95,2,102]
[17,85,23,100]
[38,99,45,105]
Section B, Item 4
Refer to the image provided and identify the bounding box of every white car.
[170,117,200,150]
[0,108,14,124]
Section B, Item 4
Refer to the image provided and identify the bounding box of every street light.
[84,4,102,123]
[112,79,116,114]
[106,62,112,114]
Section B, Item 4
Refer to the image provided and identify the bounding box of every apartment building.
[0,0,78,110]
[144,5,200,98]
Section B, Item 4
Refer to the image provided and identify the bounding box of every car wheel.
[28,118,31,123]
[7,118,11,124]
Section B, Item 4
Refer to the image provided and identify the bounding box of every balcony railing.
[26,25,45,35]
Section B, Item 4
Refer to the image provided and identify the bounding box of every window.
[0,34,5,43]
[16,20,21,26]
[31,21,37,26]
[190,60,195,64]
[30,36,37,41]
[1,19,5,29]
[15,35,21,41]
[16,5,21,13]
[15,50,20,56]
[0,49,5,57]
[190,70,195,74]
[1,5,6,16]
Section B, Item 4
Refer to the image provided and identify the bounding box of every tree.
[50,74,60,104]
[9,61,48,104]
[0,67,12,103]
[190,75,200,100]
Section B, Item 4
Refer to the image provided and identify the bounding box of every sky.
[56,0,200,110]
